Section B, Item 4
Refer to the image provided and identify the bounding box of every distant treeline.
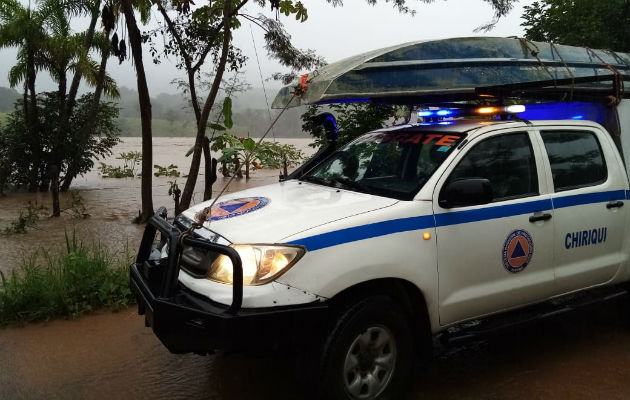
[0,86,310,138]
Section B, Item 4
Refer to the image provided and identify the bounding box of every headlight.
[207,244,305,286]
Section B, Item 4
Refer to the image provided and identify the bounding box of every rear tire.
[318,296,414,400]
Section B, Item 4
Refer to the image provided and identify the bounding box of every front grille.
[179,246,221,278]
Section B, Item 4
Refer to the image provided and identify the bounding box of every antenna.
[249,24,276,142]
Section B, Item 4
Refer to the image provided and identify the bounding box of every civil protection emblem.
[206,197,269,221]
[502,229,533,273]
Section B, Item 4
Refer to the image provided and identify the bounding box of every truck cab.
[131,113,630,400]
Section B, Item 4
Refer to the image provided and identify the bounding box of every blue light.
[418,111,434,117]
[436,110,453,116]
[518,102,606,123]
[325,115,339,132]
[438,121,453,125]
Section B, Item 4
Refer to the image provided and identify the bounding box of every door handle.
[606,201,624,209]
[529,213,552,223]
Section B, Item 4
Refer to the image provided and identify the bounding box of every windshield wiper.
[300,175,332,187]
[329,177,367,193]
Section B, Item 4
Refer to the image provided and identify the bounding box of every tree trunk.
[61,48,110,191]
[50,165,60,217]
[177,0,232,214]
[122,0,154,222]
[205,158,218,200]
[59,2,101,192]
[26,47,42,191]
[50,71,67,217]
[202,137,216,201]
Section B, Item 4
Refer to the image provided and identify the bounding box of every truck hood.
[182,180,398,244]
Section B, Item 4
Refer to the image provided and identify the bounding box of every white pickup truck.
[131,102,630,400]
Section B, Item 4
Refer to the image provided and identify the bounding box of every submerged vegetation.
[2,202,46,235]
[0,231,134,326]
[98,151,142,178]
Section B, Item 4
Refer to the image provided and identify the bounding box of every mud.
[0,138,628,399]
[0,300,627,399]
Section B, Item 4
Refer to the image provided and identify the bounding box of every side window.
[448,132,539,202]
[541,130,607,191]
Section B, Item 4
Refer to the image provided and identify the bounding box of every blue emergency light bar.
[416,102,606,124]
[417,106,525,119]
[418,109,458,117]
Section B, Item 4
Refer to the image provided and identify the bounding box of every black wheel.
[318,296,414,400]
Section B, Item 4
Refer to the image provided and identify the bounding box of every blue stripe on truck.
[287,189,628,252]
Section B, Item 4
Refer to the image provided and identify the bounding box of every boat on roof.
[272,37,630,108]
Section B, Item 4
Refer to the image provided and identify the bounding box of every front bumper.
[130,209,329,354]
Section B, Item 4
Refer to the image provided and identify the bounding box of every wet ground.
[0,138,628,399]
[0,299,627,399]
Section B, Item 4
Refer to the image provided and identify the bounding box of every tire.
[318,296,414,400]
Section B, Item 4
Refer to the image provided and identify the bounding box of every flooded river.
[0,138,628,399]
[0,137,315,274]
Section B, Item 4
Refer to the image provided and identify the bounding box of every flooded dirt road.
[0,137,628,399]
[0,299,627,399]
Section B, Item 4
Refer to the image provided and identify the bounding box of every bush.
[0,92,120,191]
[0,231,134,326]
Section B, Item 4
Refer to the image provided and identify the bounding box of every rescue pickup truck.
[130,100,630,400]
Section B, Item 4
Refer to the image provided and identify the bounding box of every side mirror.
[439,178,493,209]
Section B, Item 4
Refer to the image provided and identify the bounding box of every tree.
[120,0,155,222]
[150,0,327,213]
[0,0,119,216]
[521,0,630,52]
[0,0,47,190]
[0,92,120,193]
[38,0,117,216]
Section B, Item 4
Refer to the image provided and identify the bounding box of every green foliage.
[214,134,283,179]
[0,231,134,326]
[2,202,45,235]
[98,163,134,178]
[98,151,141,178]
[521,0,630,52]
[0,93,120,190]
[259,141,306,176]
[302,103,404,148]
[154,164,180,177]
[222,97,233,129]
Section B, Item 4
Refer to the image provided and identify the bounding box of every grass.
[0,231,134,327]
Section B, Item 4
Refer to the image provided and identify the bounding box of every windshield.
[301,130,464,200]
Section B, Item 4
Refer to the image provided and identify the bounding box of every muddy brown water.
[0,137,315,274]
[0,138,628,399]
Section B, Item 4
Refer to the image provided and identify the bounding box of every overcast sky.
[0,0,537,95]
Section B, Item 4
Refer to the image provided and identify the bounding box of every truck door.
[433,129,556,325]
[537,127,630,293]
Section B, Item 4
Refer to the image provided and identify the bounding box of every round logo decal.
[205,197,269,221]
[502,229,534,273]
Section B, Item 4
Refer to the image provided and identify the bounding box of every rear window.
[541,130,607,191]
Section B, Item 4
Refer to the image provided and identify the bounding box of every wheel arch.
[328,278,433,358]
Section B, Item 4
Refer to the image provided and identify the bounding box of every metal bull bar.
[135,207,243,314]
